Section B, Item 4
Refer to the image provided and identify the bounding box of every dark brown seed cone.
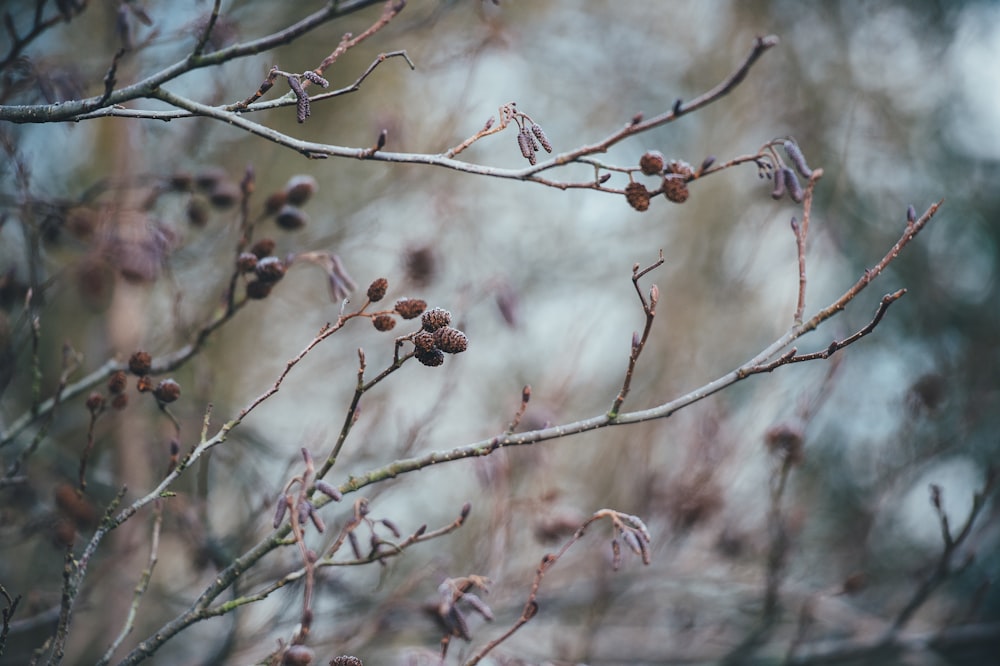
[625,182,651,211]
[246,280,273,300]
[275,205,308,230]
[372,314,396,332]
[136,375,155,393]
[85,392,105,412]
[394,298,427,319]
[666,160,695,178]
[237,252,258,273]
[639,150,665,175]
[433,326,468,354]
[284,175,318,206]
[128,351,152,376]
[412,330,436,352]
[415,347,445,367]
[153,378,181,404]
[366,277,388,302]
[108,370,128,394]
[250,238,276,258]
[208,181,241,209]
[264,190,286,215]
[421,307,451,332]
[255,256,286,283]
[664,177,690,204]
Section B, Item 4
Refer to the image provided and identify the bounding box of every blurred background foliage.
[1,0,998,664]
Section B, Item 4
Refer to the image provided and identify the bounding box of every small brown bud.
[284,175,318,206]
[630,112,644,125]
[250,238,275,258]
[421,307,451,332]
[460,501,472,521]
[625,181,651,211]
[282,644,314,666]
[376,128,387,151]
[906,205,917,223]
[649,284,659,308]
[394,298,427,319]
[167,172,194,192]
[482,116,495,131]
[275,204,308,230]
[372,314,396,332]
[86,391,105,413]
[108,370,127,394]
[522,385,531,403]
[664,177,689,204]
[433,326,468,354]
[128,351,152,376]
[208,181,241,209]
[194,167,227,191]
[639,150,665,175]
[237,252,258,273]
[698,155,716,174]
[246,280,273,300]
[136,375,154,392]
[366,277,388,302]
[153,378,181,404]
[264,190,287,215]
[255,256,286,283]
[412,330,436,352]
[415,347,445,367]
[111,393,128,410]
[598,173,612,184]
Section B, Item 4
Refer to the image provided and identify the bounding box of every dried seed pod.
[783,140,813,178]
[255,256,286,283]
[108,370,127,394]
[421,307,451,332]
[412,330,436,352]
[264,190,286,215]
[394,298,427,319]
[237,252,258,273]
[663,177,690,204]
[433,326,468,354]
[284,175,318,206]
[666,160,694,178]
[86,392,105,413]
[246,280,273,300]
[208,181,241,209]
[273,495,289,528]
[366,277,388,302]
[639,150,665,175]
[153,378,181,404]
[315,480,342,502]
[136,375,154,393]
[624,181,651,211]
[275,204,308,230]
[302,70,329,87]
[372,314,396,332]
[250,238,276,258]
[782,167,804,203]
[531,123,553,152]
[128,351,152,376]
[415,347,445,367]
